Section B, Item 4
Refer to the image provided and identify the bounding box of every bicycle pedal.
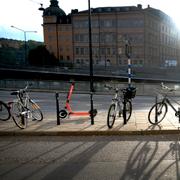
[175,112,180,117]
[21,111,27,115]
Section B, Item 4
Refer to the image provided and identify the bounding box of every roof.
[72,5,142,14]
[43,0,66,17]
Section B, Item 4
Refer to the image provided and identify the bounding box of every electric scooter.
[59,81,97,119]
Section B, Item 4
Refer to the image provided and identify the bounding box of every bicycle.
[10,83,43,129]
[148,82,180,125]
[106,85,136,128]
[0,100,11,121]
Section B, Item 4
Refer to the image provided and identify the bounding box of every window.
[118,19,144,28]
[165,60,177,67]
[107,48,111,55]
[92,34,99,43]
[100,33,116,43]
[76,59,80,64]
[60,55,63,60]
[80,48,84,55]
[47,27,54,32]
[100,48,106,55]
[92,20,99,28]
[100,19,115,28]
[67,56,70,60]
[48,35,53,41]
[74,20,88,28]
[75,47,79,55]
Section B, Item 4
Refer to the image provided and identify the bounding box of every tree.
[0,47,17,65]
[28,45,59,66]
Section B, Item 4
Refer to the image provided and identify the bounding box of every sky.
[0,0,180,42]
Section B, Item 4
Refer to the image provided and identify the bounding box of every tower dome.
[43,0,66,17]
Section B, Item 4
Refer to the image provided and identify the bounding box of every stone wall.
[1,79,180,96]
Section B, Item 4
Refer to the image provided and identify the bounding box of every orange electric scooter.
[59,81,97,119]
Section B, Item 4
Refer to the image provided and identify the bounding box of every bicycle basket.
[124,87,136,99]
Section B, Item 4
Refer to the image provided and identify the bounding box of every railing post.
[55,92,60,125]
[123,100,127,125]
[88,0,94,125]
[155,95,158,123]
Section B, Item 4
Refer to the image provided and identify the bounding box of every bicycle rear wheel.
[0,100,10,121]
[123,100,132,124]
[29,101,43,121]
[10,102,27,129]
[107,104,116,128]
[148,102,167,125]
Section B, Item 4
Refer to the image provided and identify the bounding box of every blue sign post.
[125,40,132,88]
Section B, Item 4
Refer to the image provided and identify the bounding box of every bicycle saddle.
[11,91,19,95]
[11,90,25,95]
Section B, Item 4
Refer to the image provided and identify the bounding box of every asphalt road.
[0,135,180,180]
[0,90,155,114]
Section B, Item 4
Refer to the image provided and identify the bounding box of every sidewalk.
[1,109,180,136]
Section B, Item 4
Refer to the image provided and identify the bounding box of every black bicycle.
[0,100,11,121]
[148,83,180,125]
[106,85,136,128]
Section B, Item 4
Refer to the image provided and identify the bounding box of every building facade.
[41,0,180,68]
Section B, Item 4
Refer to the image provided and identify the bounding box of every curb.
[0,129,180,136]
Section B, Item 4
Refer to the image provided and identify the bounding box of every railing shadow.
[120,126,180,179]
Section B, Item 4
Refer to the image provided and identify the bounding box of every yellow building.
[41,0,180,68]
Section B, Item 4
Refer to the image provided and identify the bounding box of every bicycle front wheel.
[148,102,167,125]
[107,104,116,129]
[0,101,10,121]
[123,100,132,124]
[10,102,27,129]
[29,101,43,121]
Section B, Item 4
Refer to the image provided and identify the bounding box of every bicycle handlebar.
[11,83,32,96]
[104,84,126,92]
[104,84,113,90]
[161,82,175,92]
[20,82,33,92]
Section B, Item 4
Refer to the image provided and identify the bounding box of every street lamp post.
[11,25,37,65]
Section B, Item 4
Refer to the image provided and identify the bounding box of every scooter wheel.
[89,109,97,117]
[59,109,68,119]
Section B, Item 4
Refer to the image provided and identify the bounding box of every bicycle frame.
[15,93,30,117]
[111,88,122,107]
[11,85,39,118]
[161,95,180,116]
[106,84,133,127]
[148,83,180,125]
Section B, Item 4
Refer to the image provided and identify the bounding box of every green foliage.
[0,47,17,65]
[0,38,43,66]
[28,45,59,66]
[27,40,42,51]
